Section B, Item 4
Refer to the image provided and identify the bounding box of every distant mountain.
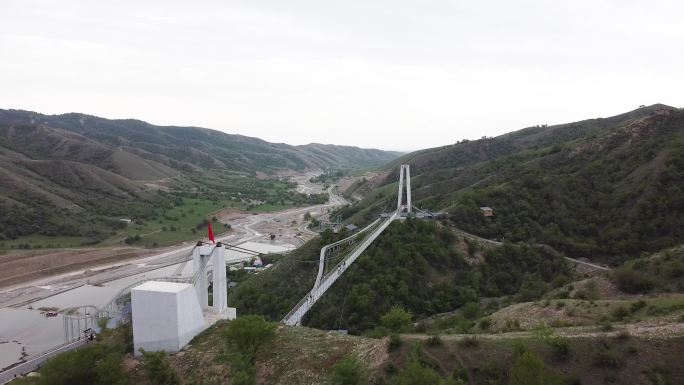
[0,110,401,174]
[0,109,401,241]
[347,104,684,263]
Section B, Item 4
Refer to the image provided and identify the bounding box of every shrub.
[593,346,621,368]
[611,306,630,321]
[509,351,563,385]
[381,306,413,333]
[223,315,276,357]
[503,318,522,332]
[459,336,479,348]
[34,343,128,385]
[331,356,368,385]
[613,267,654,294]
[630,300,647,313]
[511,340,528,356]
[546,337,571,360]
[575,280,599,300]
[426,335,443,347]
[391,356,464,385]
[616,330,631,340]
[388,334,403,352]
[140,349,180,385]
[226,351,255,385]
[478,318,491,330]
[460,302,481,320]
[600,323,614,332]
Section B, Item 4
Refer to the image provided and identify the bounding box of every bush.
[478,318,491,330]
[460,302,481,320]
[426,335,443,347]
[381,306,413,333]
[509,351,563,385]
[35,344,128,385]
[617,331,631,340]
[592,342,621,368]
[124,234,141,245]
[459,336,479,348]
[331,356,368,385]
[388,334,403,352]
[630,300,647,313]
[223,315,276,357]
[600,323,614,331]
[139,349,180,385]
[511,340,528,356]
[613,267,654,294]
[611,306,630,321]
[546,337,571,360]
[391,356,464,385]
[227,351,256,385]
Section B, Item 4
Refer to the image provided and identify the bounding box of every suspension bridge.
[282,164,412,325]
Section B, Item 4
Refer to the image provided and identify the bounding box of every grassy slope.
[120,321,684,385]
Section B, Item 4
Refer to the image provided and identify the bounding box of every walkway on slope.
[453,227,611,271]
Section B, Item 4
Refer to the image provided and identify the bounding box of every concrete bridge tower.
[397,164,411,215]
[191,243,228,315]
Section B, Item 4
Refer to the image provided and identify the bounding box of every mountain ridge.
[0,109,402,173]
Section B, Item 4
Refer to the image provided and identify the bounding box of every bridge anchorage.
[282,164,414,326]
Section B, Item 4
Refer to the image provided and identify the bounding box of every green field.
[251,203,293,212]
[103,198,244,248]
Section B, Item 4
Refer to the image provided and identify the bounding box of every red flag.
[207,221,215,244]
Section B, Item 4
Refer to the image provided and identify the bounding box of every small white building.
[131,281,206,354]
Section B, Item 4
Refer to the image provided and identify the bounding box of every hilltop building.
[480,207,494,217]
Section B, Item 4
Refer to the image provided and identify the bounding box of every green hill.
[346,104,684,264]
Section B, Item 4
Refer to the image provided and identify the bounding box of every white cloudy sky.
[1,0,682,150]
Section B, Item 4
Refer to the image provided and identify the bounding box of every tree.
[381,306,413,333]
[97,316,110,333]
[331,356,368,385]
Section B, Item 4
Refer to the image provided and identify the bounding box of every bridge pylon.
[397,164,411,215]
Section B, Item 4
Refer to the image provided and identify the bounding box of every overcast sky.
[1,1,682,151]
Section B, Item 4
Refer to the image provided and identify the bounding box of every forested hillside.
[230,220,572,334]
[347,105,684,263]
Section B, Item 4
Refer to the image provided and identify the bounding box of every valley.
[1,105,683,385]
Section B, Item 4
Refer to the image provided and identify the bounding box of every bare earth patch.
[0,247,152,289]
